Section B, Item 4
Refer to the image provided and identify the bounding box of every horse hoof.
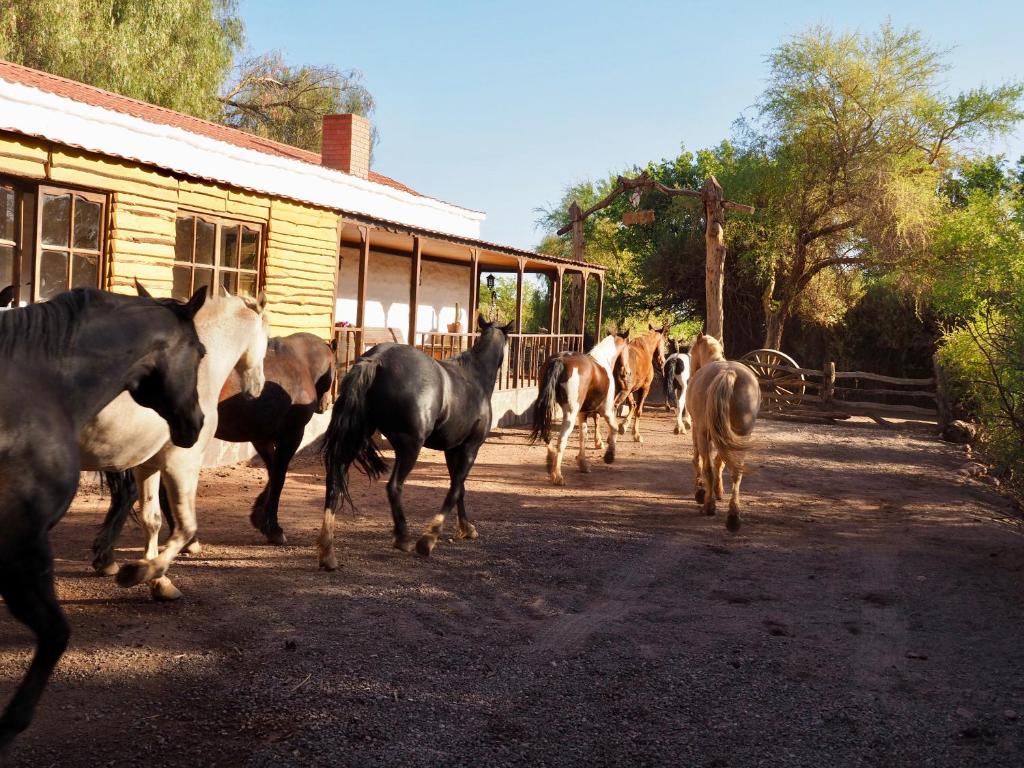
[457,524,479,541]
[633,434,643,444]
[674,425,681,435]
[116,560,156,588]
[92,559,119,577]
[617,424,625,435]
[578,461,591,474]
[319,552,339,571]
[551,475,565,486]
[704,502,716,517]
[393,536,415,553]
[150,577,183,602]
[265,530,288,546]
[603,449,615,464]
[695,488,705,504]
[183,540,204,556]
[726,515,741,533]
[415,535,437,557]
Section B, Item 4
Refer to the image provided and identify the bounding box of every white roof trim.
[0,78,485,239]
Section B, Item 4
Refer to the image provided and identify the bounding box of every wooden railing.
[753,360,941,423]
[333,327,585,395]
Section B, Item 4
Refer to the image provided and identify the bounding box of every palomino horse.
[318,317,512,567]
[685,333,761,532]
[530,334,629,485]
[0,287,207,748]
[93,332,334,556]
[614,325,667,443]
[662,340,692,434]
[82,285,268,600]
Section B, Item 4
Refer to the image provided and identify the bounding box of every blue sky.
[240,0,1024,249]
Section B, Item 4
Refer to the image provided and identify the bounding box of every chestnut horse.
[613,325,667,443]
[530,334,628,485]
[685,333,761,531]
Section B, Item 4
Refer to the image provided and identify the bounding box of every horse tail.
[704,369,750,470]
[663,357,678,402]
[322,357,388,512]
[91,470,139,572]
[530,357,565,444]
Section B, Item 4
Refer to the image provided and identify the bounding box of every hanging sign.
[622,210,655,226]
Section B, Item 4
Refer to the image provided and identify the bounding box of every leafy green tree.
[0,0,242,120]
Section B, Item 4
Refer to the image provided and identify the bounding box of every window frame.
[172,211,264,301]
[33,184,107,302]
[0,179,22,304]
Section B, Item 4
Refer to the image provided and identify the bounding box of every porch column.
[579,270,588,340]
[515,259,525,332]
[408,236,421,345]
[468,248,479,333]
[594,273,604,339]
[551,267,564,335]
[356,226,370,351]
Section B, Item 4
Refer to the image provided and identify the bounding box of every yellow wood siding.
[0,134,339,340]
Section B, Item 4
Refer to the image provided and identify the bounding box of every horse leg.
[249,439,275,534]
[0,546,70,749]
[692,426,705,505]
[700,442,717,517]
[549,404,577,486]
[593,415,605,450]
[91,471,138,576]
[618,393,635,435]
[577,414,591,473]
[674,387,685,435]
[387,434,422,552]
[417,442,481,556]
[260,430,301,546]
[601,396,619,464]
[727,463,745,533]
[632,386,649,443]
[713,454,726,500]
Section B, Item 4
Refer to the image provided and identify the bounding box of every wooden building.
[0,60,606,439]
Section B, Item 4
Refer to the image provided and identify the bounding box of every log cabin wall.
[0,132,339,339]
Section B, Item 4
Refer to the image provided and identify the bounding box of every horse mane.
[587,334,621,366]
[0,288,114,359]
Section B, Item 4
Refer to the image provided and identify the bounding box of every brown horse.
[613,325,667,443]
[530,334,629,485]
[685,333,761,531]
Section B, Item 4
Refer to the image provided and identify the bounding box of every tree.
[220,52,375,153]
[0,0,242,120]
[749,23,1023,348]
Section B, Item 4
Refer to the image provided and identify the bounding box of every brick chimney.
[321,114,371,179]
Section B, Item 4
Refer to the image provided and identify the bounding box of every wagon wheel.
[740,348,806,409]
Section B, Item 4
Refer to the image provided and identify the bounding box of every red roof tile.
[0,58,421,197]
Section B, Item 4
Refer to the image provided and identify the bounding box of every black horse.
[92,332,335,561]
[0,287,207,749]
[318,316,512,568]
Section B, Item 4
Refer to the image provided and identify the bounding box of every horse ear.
[621,328,630,340]
[219,283,231,299]
[134,279,153,299]
[0,284,14,308]
[255,290,268,314]
[648,323,655,331]
[477,314,491,331]
[500,320,515,335]
[181,285,208,320]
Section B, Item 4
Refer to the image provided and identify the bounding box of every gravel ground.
[2,411,1023,767]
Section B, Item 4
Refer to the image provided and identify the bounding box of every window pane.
[195,220,215,265]
[71,253,98,289]
[172,265,192,301]
[220,270,238,294]
[238,272,257,298]
[73,198,102,250]
[1,244,14,292]
[1,187,15,243]
[39,250,68,299]
[175,217,194,263]
[193,266,214,296]
[221,226,239,269]
[240,229,259,270]
[41,193,71,247]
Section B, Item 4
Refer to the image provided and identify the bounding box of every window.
[0,183,16,299]
[35,186,105,300]
[173,215,261,300]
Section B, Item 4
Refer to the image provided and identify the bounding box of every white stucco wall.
[335,247,470,343]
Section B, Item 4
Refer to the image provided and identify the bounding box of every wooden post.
[569,200,585,262]
[408,236,421,346]
[823,361,836,407]
[579,271,588,338]
[515,259,525,333]
[595,273,604,339]
[468,249,479,333]
[356,226,370,354]
[514,259,525,387]
[701,176,727,347]
[552,267,564,335]
[933,354,952,431]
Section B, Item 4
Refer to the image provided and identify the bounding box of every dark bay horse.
[92,332,334,560]
[614,325,667,443]
[318,316,512,567]
[529,334,628,485]
[0,287,207,748]
[686,333,761,532]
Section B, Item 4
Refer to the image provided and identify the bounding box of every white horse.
[663,350,692,434]
[81,286,269,600]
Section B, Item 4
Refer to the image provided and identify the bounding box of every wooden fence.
[755,361,941,424]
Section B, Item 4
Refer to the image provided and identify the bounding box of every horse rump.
[530,356,566,445]
[322,357,389,511]
[704,369,750,470]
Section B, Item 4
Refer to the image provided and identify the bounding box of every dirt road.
[2,412,1023,767]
